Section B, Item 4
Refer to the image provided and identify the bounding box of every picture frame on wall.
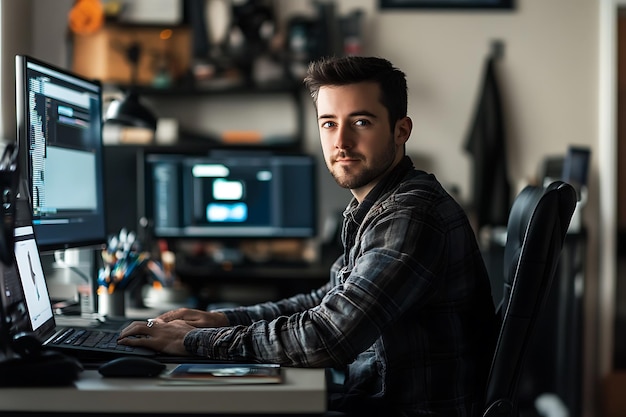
[379,0,514,9]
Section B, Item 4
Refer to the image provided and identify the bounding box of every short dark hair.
[303,56,408,129]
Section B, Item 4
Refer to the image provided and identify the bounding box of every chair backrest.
[482,181,577,417]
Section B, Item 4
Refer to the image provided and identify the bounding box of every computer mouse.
[98,356,166,378]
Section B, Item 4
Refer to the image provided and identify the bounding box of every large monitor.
[142,151,317,240]
[15,55,107,251]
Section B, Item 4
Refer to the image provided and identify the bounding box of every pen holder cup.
[98,291,125,317]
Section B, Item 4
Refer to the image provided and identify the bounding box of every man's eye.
[321,121,335,128]
[355,119,369,127]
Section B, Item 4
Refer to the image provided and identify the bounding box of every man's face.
[316,82,409,201]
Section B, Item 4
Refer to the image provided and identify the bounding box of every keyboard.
[48,327,157,358]
[53,328,136,351]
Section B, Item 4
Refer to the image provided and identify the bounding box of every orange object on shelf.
[221,130,263,144]
[68,0,104,35]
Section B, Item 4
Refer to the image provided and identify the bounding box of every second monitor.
[142,152,317,240]
[15,54,107,252]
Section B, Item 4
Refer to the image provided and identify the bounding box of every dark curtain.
[464,56,511,230]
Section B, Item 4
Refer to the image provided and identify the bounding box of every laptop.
[2,224,157,361]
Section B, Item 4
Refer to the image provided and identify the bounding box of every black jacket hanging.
[465,55,511,230]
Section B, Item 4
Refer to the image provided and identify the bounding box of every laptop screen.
[0,224,57,343]
[13,226,53,332]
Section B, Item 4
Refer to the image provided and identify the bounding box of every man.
[119,56,497,416]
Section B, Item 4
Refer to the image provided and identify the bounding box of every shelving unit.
[90,15,324,307]
[105,77,308,152]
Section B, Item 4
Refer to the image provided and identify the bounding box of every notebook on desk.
[2,224,157,361]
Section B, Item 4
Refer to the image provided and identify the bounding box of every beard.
[329,135,398,190]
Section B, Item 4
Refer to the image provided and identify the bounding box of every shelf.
[106,79,303,97]
[104,76,308,152]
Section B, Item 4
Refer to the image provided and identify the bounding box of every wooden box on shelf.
[72,24,191,86]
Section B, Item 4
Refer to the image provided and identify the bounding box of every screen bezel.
[15,54,108,252]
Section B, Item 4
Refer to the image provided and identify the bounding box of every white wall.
[17,1,602,217]
[23,0,600,240]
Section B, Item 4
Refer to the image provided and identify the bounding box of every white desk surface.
[0,366,326,414]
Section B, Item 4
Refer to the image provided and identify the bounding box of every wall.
[23,0,600,223]
[0,1,32,141]
[11,0,604,413]
[12,0,602,215]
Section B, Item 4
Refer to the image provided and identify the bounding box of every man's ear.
[394,116,412,145]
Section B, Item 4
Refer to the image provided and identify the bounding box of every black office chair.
[482,181,577,417]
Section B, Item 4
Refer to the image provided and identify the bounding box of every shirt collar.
[345,156,414,225]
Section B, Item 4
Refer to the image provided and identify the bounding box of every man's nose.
[334,126,354,149]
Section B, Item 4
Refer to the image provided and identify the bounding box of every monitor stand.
[40,248,101,321]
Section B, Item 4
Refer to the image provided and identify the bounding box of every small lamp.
[105,90,157,130]
[104,42,157,131]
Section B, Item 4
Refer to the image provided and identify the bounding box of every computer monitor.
[15,55,107,251]
[142,151,317,240]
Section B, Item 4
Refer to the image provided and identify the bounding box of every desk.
[0,366,326,415]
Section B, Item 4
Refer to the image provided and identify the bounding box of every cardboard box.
[72,25,191,86]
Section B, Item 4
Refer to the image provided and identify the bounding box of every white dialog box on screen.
[213,178,244,200]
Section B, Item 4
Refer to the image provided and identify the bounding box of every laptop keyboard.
[51,328,139,353]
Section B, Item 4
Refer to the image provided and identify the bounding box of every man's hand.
[156,308,229,328]
[117,319,194,356]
